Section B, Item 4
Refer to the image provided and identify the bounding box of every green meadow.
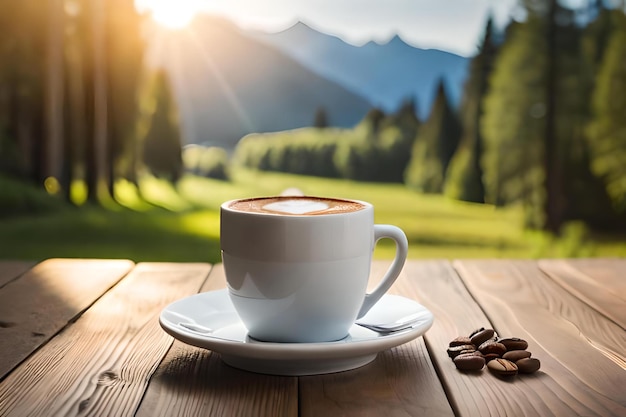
[1,169,625,263]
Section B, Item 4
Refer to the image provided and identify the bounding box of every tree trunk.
[543,0,565,234]
[45,0,65,186]
[85,0,109,203]
[63,39,83,204]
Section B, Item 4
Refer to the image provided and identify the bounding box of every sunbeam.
[182,27,256,134]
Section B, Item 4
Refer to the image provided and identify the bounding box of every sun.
[136,0,202,29]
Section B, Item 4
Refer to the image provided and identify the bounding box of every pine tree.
[481,16,547,226]
[313,106,329,128]
[405,80,461,193]
[587,11,626,215]
[142,70,183,182]
[444,17,496,203]
[387,98,420,140]
[553,5,618,230]
[374,99,420,182]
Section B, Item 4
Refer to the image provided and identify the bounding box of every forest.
[1,0,625,239]
[0,0,183,206]
[231,2,626,233]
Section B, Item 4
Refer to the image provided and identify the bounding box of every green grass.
[1,169,625,263]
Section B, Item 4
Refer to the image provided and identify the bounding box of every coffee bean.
[516,357,541,374]
[498,337,528,351]
[447,344,476,359]
[447,328,540,381]
[454,354,486,371]
[449,336,473,347]
[482,353,501,362]
[470,328,495,346]
[461,350,484,357]
[487,358,518,377]
[469,327,485,338]
[478,341,507,356]
[503,350,531,362]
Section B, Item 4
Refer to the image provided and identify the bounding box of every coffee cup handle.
[356,224,409,319]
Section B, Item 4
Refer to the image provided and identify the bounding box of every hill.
[251,22,470,119]
[156,17,373,148]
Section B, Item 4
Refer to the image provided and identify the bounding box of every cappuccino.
[221,195,408,342]
[228,196,365,216]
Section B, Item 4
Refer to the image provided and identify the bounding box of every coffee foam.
[228,196,365,216]
[263,200,329,215]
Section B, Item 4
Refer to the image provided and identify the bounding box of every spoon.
[355,311,426,334]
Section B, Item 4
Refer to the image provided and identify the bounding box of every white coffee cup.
[220,196,408,343]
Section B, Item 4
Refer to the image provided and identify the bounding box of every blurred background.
[1,0,625,262]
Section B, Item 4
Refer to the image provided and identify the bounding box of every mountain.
[251,22,470,119]
[156,17,373,148]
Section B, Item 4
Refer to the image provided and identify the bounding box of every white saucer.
[159,289,434,376]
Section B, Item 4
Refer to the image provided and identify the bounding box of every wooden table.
[0,258,624,416]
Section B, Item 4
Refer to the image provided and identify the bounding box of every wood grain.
[0,262,211,417]
[299,261,455,417]
[0,260,36,288]
[300,339,454,417]
[0,258,134,380]
[538,259,626,330]
[397,260,558,417]
[559,258,626,298]
[136,264,298,417]
[454,259,626,416]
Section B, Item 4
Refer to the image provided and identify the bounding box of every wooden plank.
[136,264,298,417]
[396,260,563,417]
[0,258,134,380]
[453,259,626,416]
[0,262,211,417]
[538,259,626,329]
[299,261,455,417]
[564,258,625,301]
[0,260,36,288]
[300,339,454,417]
[565,258,626,297]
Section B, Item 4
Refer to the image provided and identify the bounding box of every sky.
[159,0,519,57]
